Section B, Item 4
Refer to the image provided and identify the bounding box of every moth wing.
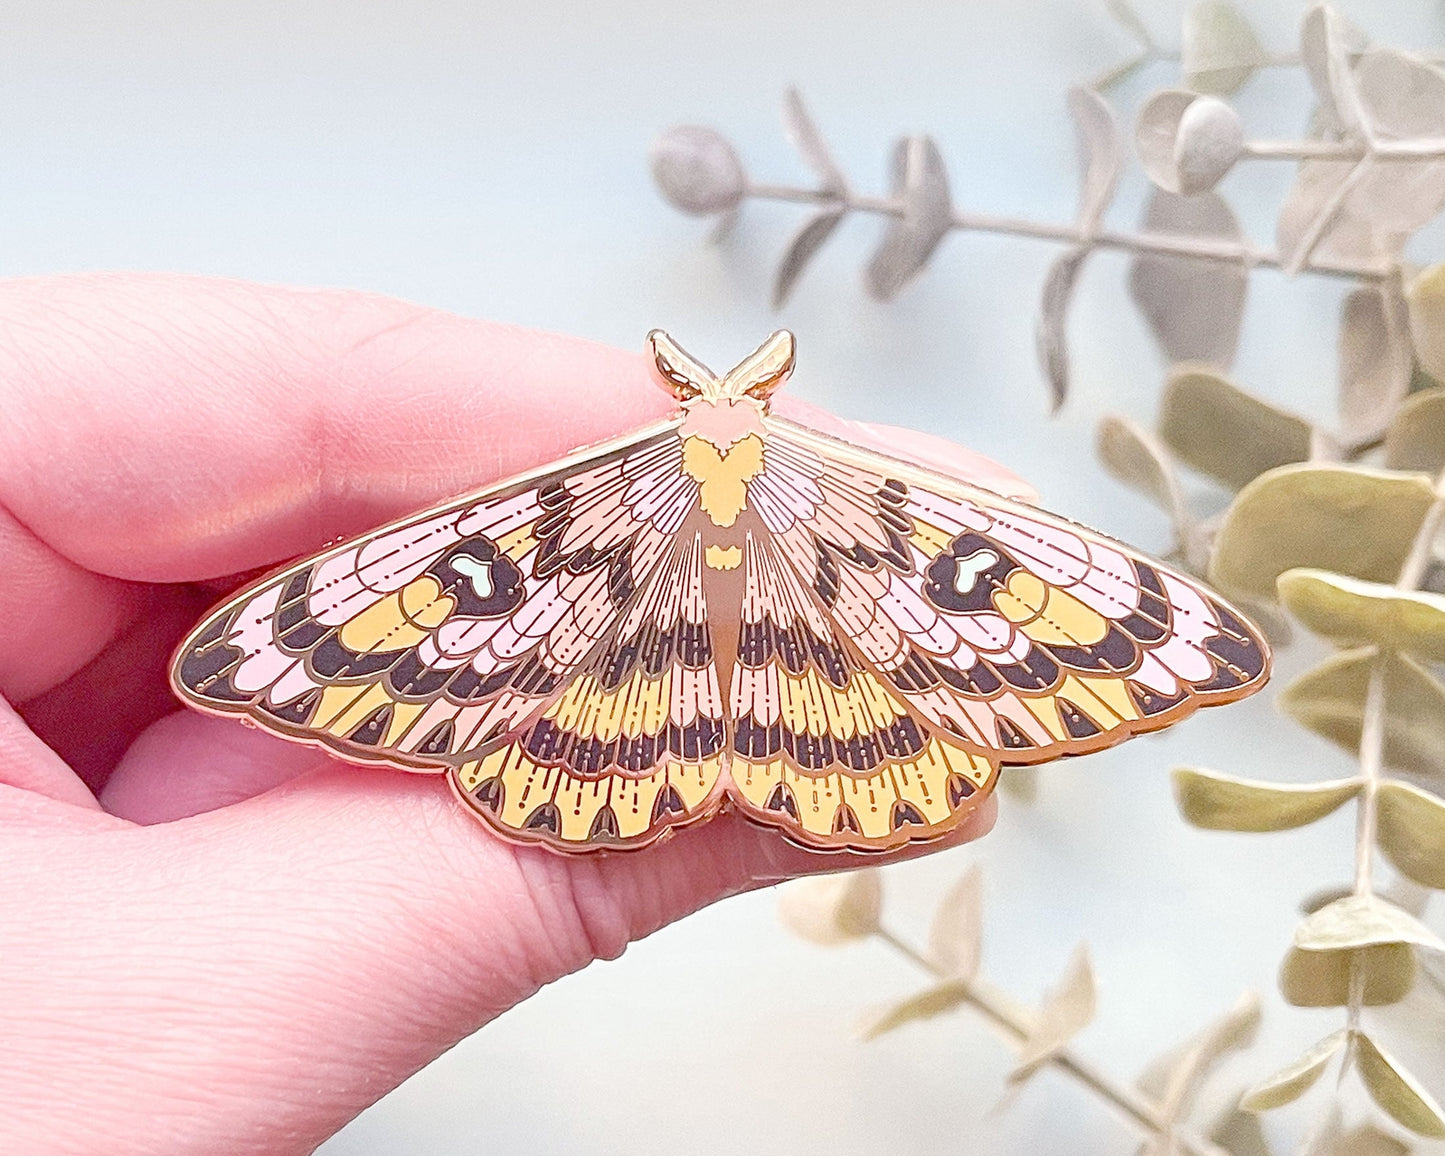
[171,421,701,791]
[724,526,996,853]
[751,416,1270,767]
[451,529,728,850]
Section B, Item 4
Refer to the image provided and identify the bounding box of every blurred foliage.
[654,1,1445,1151]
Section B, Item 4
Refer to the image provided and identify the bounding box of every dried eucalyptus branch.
[739,167,1390,280]
[778,869,1255,1156]
[649,0,1445,1150]
[651,1,1445,413]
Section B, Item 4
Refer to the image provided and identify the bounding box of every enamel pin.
[171,331,1270,853]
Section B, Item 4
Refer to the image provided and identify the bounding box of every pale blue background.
[3,1,1442,1152]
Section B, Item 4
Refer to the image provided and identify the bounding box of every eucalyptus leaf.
[772,209,846,308]
[1406,265,1445,384]
[1279,943,1416,1007]
[1240,1029,1347,1111]
[859,979,970,1041]
[927,866,984,979]
[1280,50,1445,268]
[1377,780,1445,889]
[1294,892,1445,954]
[781,87,846,197]
[1327,1124,1411,1156]
[1137,90,1243,196]
[1301,883,1355,915]
[1350,49,1445,234]
[865,135,952,301]
[1153,992,1261,1125]
[1036,246,1088,412]
[1300,3,1367,134]
[1276,158,1386,272]
[1209,465,1436,598]
[1280,647,1445,777]
[1354,1030,1445,1138]
[777,869,882,945]
[1160,367,1312,491]
[1173,767,1360,831]
[1067,87,1119,233]
[1096,415,1195,552]
[1009,945,1095,1082]
[1297,1108,1346,1156]
[650,125,747,216]
[1339,285,1413,443]
[1208,1106,1273,1156]
[1105,0,1154,50]
[1130,189,1247,366]
[998,765,1039,802]
[1385,387,1445,473]
[1183,1,1267,95]
[1278,569,1445,661]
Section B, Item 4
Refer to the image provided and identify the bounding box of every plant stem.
[873,926,1230,1156]
[1346,469,1445,1038]
[1245,137,1445,161]
[740,184,1394,281]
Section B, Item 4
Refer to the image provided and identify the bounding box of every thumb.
[7,717,994,1156]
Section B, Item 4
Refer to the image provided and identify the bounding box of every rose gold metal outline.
[169,330,1271,856]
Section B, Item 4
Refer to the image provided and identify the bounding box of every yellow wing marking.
[992,570,1108,647]
[543,669,671,741]
[909,520,955,555]
[336,575,455,653]
[776,669,904,740]
[494,523,538,562]
[1055,673,1139,728]
[682,434,765,527]
[456,746,723,846]
[730,738,994,846]
[315,683,393,736]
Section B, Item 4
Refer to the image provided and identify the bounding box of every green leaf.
[1207,1105,1273,1156]
[1097,414,1186,517]
[1295,893,1445,954]
[1278,569,1445,661]
[1181,0,1267,95]
[1354,1030,1445,1138]
[1386,386,1445,474]
[1377,780,1445,889]
[860,980,970,1041]
[1173,766,1360,831]
[1210,465,1436,599]
[1160,367,1312,491]
[1407,263,1445,384]
[1280,647,1445,778]
[777,870,881,945]
[1328,1124,1411,1156]
[998,765,1040,803]
[1240,1029,1346,1111]
[1279,943,1416,1007]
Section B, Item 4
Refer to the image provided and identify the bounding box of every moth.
[171,331,1270,854]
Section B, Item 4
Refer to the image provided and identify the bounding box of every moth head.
[647,329,796,409]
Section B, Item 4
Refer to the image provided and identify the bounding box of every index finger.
[0,273,1029,584]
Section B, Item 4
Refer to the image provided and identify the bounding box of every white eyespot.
[452,555,495,599]
[952,549,1000,596]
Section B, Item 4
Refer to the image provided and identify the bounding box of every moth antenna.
[647,329,718,400]
[721,329,796,402]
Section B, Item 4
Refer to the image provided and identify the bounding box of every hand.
[0,274,1013,1156]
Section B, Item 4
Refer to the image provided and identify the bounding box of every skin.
[0,273,1027,1156]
